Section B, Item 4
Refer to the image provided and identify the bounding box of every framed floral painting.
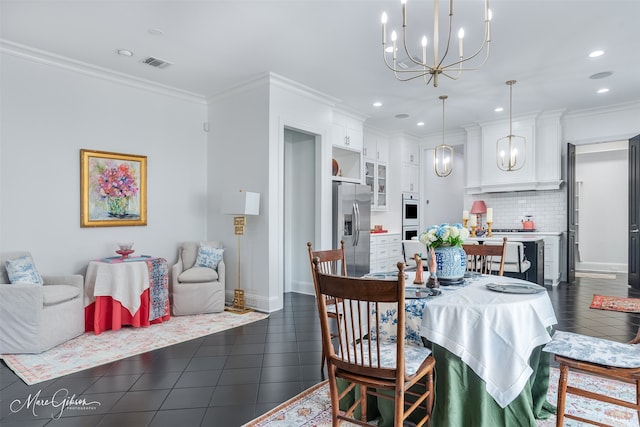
[80,149,147,227]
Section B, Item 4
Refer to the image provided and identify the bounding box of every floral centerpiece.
[419,223,470,249]
[96,163,139,218]
[419,223,469,280]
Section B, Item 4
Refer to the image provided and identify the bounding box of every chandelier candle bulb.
[381,12,387,43]
[458,28,464,57]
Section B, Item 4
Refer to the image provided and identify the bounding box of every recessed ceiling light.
[373,102,383,107]
[597,88,609,94]
[589,71,613,79]
[148,28,165,36]
[494,107,504,112]
[116,49,134,57]
[417,122,425,126]
[395,113,410,119]
[589,50,604,58]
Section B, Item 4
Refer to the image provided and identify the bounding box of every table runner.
[146,258,169,321]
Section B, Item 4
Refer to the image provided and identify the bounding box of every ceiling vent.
[141,56,173,69]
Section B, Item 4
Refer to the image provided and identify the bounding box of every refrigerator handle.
[354,202,360,246]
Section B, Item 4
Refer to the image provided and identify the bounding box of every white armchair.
[171,241,225,315]
[0,251,85,354]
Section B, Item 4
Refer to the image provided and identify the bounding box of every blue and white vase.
[432,245,466,280]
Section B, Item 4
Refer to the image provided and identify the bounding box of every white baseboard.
[576,261,627,273]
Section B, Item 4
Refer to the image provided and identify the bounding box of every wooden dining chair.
[313,260,435,427]
[543,323,640,426]
[462,236,507,276]
[307,241,347,376]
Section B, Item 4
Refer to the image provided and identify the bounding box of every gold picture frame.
[80,149,147,227]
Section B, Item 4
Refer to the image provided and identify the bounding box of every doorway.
[568,139,638,286]
[283,128,317,294]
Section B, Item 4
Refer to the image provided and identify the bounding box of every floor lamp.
[221,190,260,314]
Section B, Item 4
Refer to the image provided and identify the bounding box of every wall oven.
[402,193,419,241]
[402,193,419,226]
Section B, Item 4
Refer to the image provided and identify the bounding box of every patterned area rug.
[590,294,640,313]
[246,368,638,427]
[1,310,268,385]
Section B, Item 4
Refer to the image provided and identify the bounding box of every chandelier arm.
[440,39,490,70]
[382,50,437,74]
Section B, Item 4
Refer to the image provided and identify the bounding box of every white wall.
[208,74,335,312]
[0,50,208,275]
[423,146,465,227]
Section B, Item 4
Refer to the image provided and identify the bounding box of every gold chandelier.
[434,95,453,177]
[496,80,526,171]
[381,0,492,88]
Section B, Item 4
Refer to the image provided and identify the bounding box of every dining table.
[339,271,558,427]
[84,256,170,335]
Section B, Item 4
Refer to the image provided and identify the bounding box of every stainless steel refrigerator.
[332,181,371,277]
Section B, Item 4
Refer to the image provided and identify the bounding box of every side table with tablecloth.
[84,257,170,335]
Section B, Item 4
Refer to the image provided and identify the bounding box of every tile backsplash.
[464,189,566,232]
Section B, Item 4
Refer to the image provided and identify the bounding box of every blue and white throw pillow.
[5,255,44,285]
[195,244,224,270]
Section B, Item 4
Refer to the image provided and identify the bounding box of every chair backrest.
[307,241,347,280]
[179,241,222,270]
[502,241,529,273]
[402,239,425,269]
[462,237,507,276]
[313,260,407,380]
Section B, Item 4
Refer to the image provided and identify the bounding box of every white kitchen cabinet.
[370,233,401,273]
[401,163,419,193]
[332,112,363,151]
[401,140,420,165]
[363,132,389,211]
[332,111,364,183]
[364,134,389,163]
[540,234,561,286]
[364,159,387,210]
[400,140,420,194]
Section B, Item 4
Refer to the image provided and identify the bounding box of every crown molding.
[0,39,207,104]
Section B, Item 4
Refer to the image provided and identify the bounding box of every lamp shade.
[221,191,260,216]
[470,200,487,215]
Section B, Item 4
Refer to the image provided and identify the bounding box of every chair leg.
[636,379,640,427]
[556,364,569,427]
[320,352,326,380]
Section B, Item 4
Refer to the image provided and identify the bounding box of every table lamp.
[221,190,260,313]
[470,200,487,236]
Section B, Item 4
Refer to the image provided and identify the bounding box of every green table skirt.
[338,344,555,427]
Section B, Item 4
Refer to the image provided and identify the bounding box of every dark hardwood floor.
[1,274,638,426]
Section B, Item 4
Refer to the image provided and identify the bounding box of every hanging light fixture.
[380,0,492,88]
[496,80,526,171]
[434,95,453,177]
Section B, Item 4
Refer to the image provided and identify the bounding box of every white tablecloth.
[419,275,557,408]
[84,260,150,315]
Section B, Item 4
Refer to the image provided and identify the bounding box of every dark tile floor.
[1,274,638,426]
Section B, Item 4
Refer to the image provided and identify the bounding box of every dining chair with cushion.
[499,241,531,279]
[462,236,507,276]
[542,324,640,426]
[402,239,427,271]
[313,260,435,427]
[171,241,225,315]
[307,240,346,376]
